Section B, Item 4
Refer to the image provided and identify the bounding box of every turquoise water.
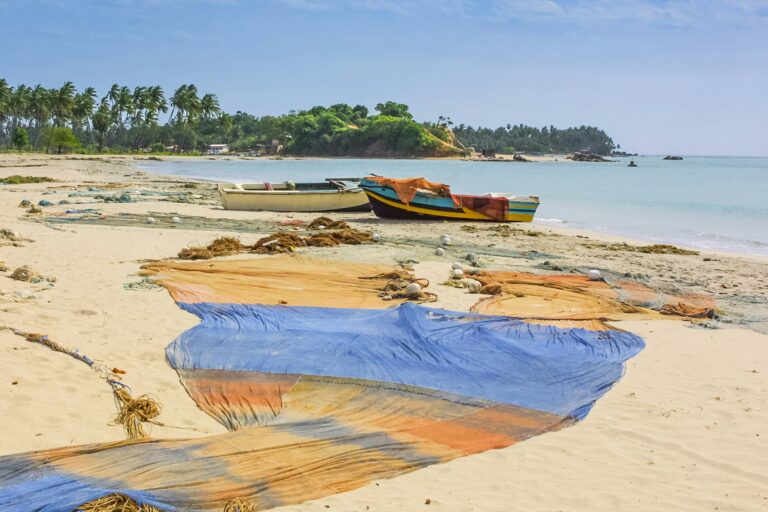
[137,156,768,256]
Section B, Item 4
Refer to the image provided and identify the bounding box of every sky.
[1,0,767,155]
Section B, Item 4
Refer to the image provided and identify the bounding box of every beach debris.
[13,290,35,300]
[460,225,478,233]
[75,493,162,512]
[223,497,258,512]
[435,247,446,256]
[582,242,699,255]
[171,216,181,224]
[0,228,30,245]
[361,270,437,303]
[123,277,164,291]
[587,269,603,281]
[0,261,8,272]
[26,205,43,214]
[37,199,53,207]
[3,327,166,441]
[308,216,349,230]
[660,302,715,319]
[18,199,32,208]
[113,386,162,440]
[253,232,305,254]
[179,236,250,259]
[372,232,381,242]
[0,175,56,184]
[9,265,35,281]
[146,216,156,224]
[440,234,452,246]
[96,192,135,203]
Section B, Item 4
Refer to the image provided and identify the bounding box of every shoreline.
[1,154,767,510]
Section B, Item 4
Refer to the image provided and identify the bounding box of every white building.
[208,144,229,155]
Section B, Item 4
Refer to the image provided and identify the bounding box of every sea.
[136,155,768,257]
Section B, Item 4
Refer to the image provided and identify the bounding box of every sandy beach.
[1,154,766,511]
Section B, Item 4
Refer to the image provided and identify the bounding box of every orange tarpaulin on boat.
[455,194,509,221]
[365,176,457,205]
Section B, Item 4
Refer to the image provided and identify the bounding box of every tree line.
[452,123,615,155]
[0,78,616,156]
[0,79,222,153]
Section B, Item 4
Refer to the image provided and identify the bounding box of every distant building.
[208,144,229,155]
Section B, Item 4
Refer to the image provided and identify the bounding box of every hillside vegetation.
[0,78,615,157]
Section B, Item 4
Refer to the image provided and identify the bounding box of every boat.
[218,179,371,212]
[360,176,539,222]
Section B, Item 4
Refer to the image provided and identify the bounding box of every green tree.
[44,126,80,153]
[11,126,29,151]
[374,101,413,119]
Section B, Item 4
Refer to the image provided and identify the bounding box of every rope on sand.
[2,326,163,440]
[75,493,162,512]
[222,497,258,512]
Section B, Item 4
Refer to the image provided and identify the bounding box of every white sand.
[0,154,766,510]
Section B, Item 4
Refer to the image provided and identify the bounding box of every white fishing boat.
[217,179,371,212]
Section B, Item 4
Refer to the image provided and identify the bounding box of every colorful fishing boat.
[360,176,539,222]
[218,178,371,212]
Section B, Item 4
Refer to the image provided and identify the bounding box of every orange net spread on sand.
[470,271,715,320]
[141,255,414,308]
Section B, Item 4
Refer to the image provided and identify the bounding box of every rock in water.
[435,247,446,256]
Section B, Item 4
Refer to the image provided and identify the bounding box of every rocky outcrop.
[567,151,614,162]
[663,155,683,160]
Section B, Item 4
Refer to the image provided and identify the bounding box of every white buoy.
[452,262,464,270]
[451,268,465,279]
[462,278,482,293]
[587,269,602,281]
[372,233,381,242]
[171,216,181,224]
[404,282,422,297]
[440,234,452,246]
[435,247,446,256]
[146,217,156,224]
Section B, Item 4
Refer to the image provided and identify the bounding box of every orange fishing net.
[140,255,412,308]
[470,270,715,321]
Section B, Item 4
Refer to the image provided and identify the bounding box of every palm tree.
[51,81,76,127]
[73,87,97,144]
[0,79,11,136]
[200,93,221,121]
[145,86,167,126]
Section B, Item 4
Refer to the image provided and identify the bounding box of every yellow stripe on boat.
[365,190,536,222]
